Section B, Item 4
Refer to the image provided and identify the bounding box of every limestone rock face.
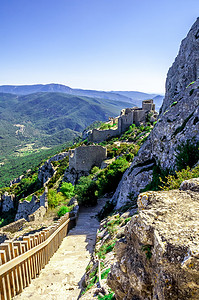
[48,151,68,163]
[161,18,199,114]
[38,161,55,185]
[108,179,199,299]
[15,189,48,221]
[10,175,24,187]
[1,192,15,212]
[113,19,199,209]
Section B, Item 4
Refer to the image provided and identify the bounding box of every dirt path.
[14,199,106,300]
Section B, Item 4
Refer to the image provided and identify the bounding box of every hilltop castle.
[87,99,158,143]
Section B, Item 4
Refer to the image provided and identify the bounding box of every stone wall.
[0,218,27,233]
[108,178,199,299]
[87,100,157,142]
[142,99,155,111]
[69,145,107,172]
[133,109,146,126]
[118,108,134,134]
[89,128,119,143]
[28,206,47,222]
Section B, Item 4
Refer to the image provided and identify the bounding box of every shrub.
[91,166,100,174]
[0,208,16,228]
[160,165,199,191]
[170,101,178,107]
[60,182,74,199]
[101,268,111,279]
[142,164,170,192]
[97,157,129,196]
[47,158,69,189]
[57,205,72,217]
[175,140,199,171]
[97,241,116,259]
[75,176,98,206]
[48,189,66,208]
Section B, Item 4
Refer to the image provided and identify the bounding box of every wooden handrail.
[0,218,70,277]
[0,211,78,299]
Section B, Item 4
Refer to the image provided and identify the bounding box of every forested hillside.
[0,92,133,187]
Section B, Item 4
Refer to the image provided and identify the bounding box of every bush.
[91,166,100,174]
[48,189,66,208]
[142,164,170,192]
[97,157,130,196]
[160,165,199,191]
[60,182,74,199]
[97,241,116,259]
[175,140,199,171]
[57,205,72,217]
[75,176,98,206]
[0,208,16,228]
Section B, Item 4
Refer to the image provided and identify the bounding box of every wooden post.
[0,250,11,300]
[0,243,15,297]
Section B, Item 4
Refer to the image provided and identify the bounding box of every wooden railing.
[0,211,78,299]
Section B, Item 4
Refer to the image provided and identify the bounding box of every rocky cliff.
[108,178,199,299]
[161,18,199,114]
[113,18,199,209]
[106,18,199,300]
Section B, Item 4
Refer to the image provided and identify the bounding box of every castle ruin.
[69,145,107,172]
[87,99,158,142]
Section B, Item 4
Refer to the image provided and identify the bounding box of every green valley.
[0,91,133,187]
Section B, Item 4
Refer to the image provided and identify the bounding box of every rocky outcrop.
[38,161,55,185]
[108,178,199,299]
[10,175,24,187]
[161,18,199,114]
[113,19,199,209]
[15,188,48,221]
[64,168,89,185]
[48,151,68,163]
[0,192,15,212]
[38,151,68,185]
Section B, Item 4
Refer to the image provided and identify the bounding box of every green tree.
[60,182,75,199]
[75,176,98,206]
[97,157,129,195]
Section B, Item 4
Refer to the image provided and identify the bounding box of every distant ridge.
[0,83,164,110]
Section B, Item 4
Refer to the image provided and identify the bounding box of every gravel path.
[14,199,106,300]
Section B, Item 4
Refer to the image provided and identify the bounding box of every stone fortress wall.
[69,145,107,172]
[87,99,157,142]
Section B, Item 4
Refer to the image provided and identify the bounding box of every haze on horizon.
[1,0,199,94]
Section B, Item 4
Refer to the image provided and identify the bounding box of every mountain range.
[0,84,164,110]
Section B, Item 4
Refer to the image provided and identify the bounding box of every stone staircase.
[14,199,107,300]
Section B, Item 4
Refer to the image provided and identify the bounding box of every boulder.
[108,180,199,299]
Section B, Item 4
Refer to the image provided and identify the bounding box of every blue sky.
[0,0,199,93]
